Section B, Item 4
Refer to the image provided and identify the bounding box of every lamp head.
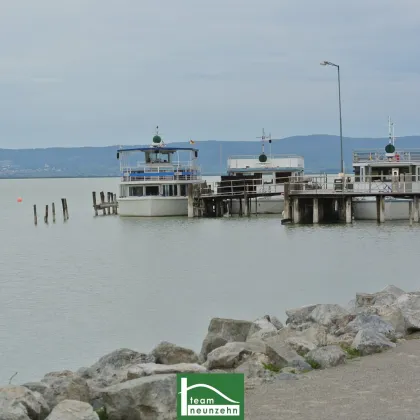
[320,61,329,66]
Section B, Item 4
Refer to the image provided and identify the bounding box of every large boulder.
[205,340,288,370]
[101,374,176,420]
[261,333,307,367]
[234,353,275,379]
[335,314,396,340]
[45,400,99,420]
[41,371,90,409]
[285,305,317,328]
[376,305,407,337]
[305,345,346,369]
[309,304,351,331]
[394,292,420,332]
[127,363,206,380]
[77,348,155,388]
[246,315,283,341]
[0,385,50,420]
[151,342,198,365]
[352,329,396,356]
[199,318,254,361]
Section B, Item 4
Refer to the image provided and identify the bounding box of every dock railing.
[121,163,201,182]
[198,174,420,198]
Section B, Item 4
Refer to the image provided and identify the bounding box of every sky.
[0,0,420,148]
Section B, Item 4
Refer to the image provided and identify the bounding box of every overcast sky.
[0,0,419,148]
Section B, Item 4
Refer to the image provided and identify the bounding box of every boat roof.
[117,146,198,153]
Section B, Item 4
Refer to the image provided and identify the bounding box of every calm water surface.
[1,177,419,384]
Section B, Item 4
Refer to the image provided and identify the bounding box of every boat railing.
[228,155,304,170]
[121,163,201,182]
[198,174,420,197]
[353,149,420,163]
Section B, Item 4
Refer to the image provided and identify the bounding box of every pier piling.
[44,204,48,224]
[52,202,56,223]
[33,205,37,225]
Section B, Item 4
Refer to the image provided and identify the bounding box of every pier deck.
[191,175,420,223]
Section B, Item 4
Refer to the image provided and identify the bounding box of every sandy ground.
[245,339,420,419]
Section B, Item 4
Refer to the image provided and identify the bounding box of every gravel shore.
[245,338,420,420]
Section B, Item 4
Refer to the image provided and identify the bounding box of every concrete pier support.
[409,201,413,225]
[284,197,291,219]
[293,198,301,224]
[376,196,385,223]
[345,197,352,223]
[414,196,419,223]
[187,184,194,218]
[313,198,319,224]
[244,193,249,217]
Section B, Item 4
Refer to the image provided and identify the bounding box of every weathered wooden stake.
[61,198,66,220]
[64,198,69,219]
[34,205,37,225]
[44,204,49,223]
[52,202,56,222]
[113,194,117,214]
[107,192,111,215]
[100,191,106,215]
[92,192,98,216]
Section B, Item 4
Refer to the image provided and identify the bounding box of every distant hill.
[0,135,419,178]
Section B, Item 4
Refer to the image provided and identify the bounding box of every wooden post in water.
[33,205,37,225]
[100,191,106,215]
[92,192,98,216]
[44,204,49,223]
[113,194,117,214]
[64,198,69,219]
[52,202,56,223]
[61,198,66,220]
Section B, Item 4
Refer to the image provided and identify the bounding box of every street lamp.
[320,60,344,174]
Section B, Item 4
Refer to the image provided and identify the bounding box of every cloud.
[0,0,419,147]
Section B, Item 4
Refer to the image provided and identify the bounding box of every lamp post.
[320,61,344,174]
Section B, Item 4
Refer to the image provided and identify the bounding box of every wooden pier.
[190,175,420,224]
[92,191,118,216]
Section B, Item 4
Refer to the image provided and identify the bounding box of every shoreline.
[1,283,419,419]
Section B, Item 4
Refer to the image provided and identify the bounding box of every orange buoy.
[17,197,22,202]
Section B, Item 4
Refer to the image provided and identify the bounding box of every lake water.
[1,176,420,384]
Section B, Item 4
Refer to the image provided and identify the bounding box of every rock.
[101,374,176,420]
[246,328,279,341]
[336,314,396,340]
[285,337,317,355]
[247,315,283,339]
[127,363,206,379]
[21,382,50,395]
[285,305,317,327]
[263,334,307,367]
[0,385,50,420]
[309,304,350,330]
[263,372,299,383]
[41,372,90,409]
[206,340,288,370]
[288,359,313,372]
[0,403,31,420]
[234,353,274,379]
[151,341,198,365]
[199,318,254,361]
[78,348,155,388]
[352,328,396,355]
[356,292,397,308]
[268,316,284,330]
[376,305,407,336]
[45,400,99,420]
[381,285,405,297]
[305,345,346,369]
[394,293,420,332]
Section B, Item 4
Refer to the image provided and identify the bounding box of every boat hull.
[353,197,412,220]
[229,196,284,215]
[118,196,189,217]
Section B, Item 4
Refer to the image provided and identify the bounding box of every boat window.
[129,186,143,196]
[180,184,187,196]
[145,186,159,196]
[146,151,172,164]
[162,185,176,197]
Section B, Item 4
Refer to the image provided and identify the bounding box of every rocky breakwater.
[2,284,420,420]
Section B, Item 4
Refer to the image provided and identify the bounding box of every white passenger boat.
[352,117,420,220]
[216,130,305,214]
[117,128,202,216]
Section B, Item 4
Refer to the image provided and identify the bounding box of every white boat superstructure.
[352,117,420,220]
[216,129,305,214]
[117,127,203,216]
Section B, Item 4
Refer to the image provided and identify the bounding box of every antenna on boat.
[385,117,396,156]
[152,125,164,147]
[256,128,268,163]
